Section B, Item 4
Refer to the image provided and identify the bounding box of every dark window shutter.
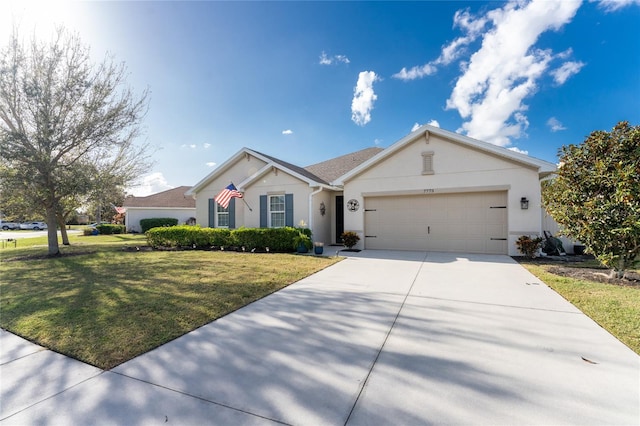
[260,195,267,228]
[285,193,294,227]
[229,198,236,229]
[208,199,215,228]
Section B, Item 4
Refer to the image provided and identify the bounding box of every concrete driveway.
[1,251,638,425]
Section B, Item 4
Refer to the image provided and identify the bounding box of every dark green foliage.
[543,121,640,276]
[96,224,125,235]
[341,231,360,249]
[140,218,179,233]
[145,226,305,252]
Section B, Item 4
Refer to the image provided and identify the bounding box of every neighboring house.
[186,125,557,256]
[123,186,196,233]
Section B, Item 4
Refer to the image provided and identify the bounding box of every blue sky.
[3,0,639,196]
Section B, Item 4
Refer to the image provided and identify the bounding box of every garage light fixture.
[520,197,529,210]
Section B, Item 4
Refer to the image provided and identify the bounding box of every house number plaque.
[347,199,360,212]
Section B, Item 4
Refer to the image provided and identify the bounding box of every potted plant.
[341,231,360,251]
[293,232,312,253]
[314,241,324,255]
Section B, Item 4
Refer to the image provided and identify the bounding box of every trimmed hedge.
[140,218,179,233]
[95,224,125,235]
[145,226,311,252]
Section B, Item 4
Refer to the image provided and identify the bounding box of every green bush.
[145,226,306,252]
[95,224,125,235]
[146,226,232,248]
[140,218,179,233]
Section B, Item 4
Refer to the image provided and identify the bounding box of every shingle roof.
[251,150,330,185]
[304,147,384,183]
[124,186,195,208]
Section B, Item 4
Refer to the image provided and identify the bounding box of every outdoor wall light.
[520,197,529,210]
[319,201,326,216]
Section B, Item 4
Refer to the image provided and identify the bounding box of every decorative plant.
[341,231,360,250]
[516,235,543,258]
[293,231,313,251]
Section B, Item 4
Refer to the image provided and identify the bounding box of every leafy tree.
[543,121,640,277]
[0,28,151,255]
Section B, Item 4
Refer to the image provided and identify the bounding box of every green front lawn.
[1,235,340,369]
[522,263,640,355]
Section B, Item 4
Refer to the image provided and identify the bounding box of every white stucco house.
[124,186,196,233]
[186,125,557,256]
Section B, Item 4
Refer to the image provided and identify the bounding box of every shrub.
[96,224,125,235]
[140,218,179,233]
[146,226,232,248]
[341,231,360,249]
[516,235,543,258]
[145,226,305,252]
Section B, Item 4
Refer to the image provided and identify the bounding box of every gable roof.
[187,146,377,195]
[304,147,384,183]
[335,125,557,184]
[252,150,329,185]
[124,186,195,208]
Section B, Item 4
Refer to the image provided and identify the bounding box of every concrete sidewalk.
[1,251,638,425]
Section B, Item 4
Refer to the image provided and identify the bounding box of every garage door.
[364,192,507,254]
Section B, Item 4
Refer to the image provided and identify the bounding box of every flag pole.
[231,182,253,211]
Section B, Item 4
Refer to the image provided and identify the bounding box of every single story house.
[186,125,557,256]
[123,186,196,233]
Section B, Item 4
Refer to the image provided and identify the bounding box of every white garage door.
[364,192,508,254]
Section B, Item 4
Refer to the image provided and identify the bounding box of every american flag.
[215,183,243,209]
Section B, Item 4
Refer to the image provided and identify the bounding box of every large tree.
[0,28,151,255]
[543,121,640,277]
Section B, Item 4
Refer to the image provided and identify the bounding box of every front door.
[335,195,344,243]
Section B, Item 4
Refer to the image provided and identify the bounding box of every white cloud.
[203,143,211,149]
[551,60,585,85]
[393,64,437,81]
[547,117,567,132]
[595,0,640,12]
[374,138,383,145]
[206,162,217,167]
[189,144,196,149]
[444,0,582,146]
[351,71,380,126]
[411,122,422,132]
[282,129,293,135]
[427,119,440,128]
[393,8,488,81]
[508,146,529,155]
[319,51,350,65]
[127,172,174,197]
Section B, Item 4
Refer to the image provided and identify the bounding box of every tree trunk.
[57,213,70,245]
[46,206,60,256]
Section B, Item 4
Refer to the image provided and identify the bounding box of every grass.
[1,234,340,369]
[522,263,640,355]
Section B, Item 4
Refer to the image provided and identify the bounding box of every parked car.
[0,220,21,230]
[19,221,48,230]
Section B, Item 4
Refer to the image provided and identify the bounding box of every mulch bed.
[514,255,640,287]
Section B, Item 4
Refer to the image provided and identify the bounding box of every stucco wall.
[310,189,332,245]
[194,155,314,231]
[343,134,544,256]
[126,208,196,233]
[194,154,268,227]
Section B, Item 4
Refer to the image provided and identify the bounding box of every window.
[269,195,285,228]
[422,151,434,175]
[216,203,229,227]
